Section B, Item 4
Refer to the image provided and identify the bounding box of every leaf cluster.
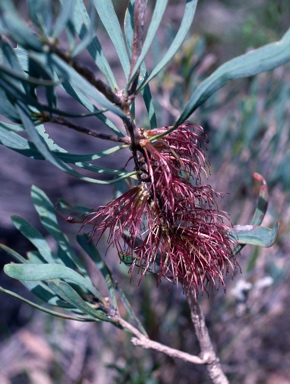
[1,185,147,335]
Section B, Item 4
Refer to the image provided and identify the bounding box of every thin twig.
[186,290,229,384]
[48,116,131,145]
[118,318,206,365]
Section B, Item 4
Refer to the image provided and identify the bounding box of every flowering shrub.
[0,1,287,383]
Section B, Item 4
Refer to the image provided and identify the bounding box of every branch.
[47,44,138,140]
[131,0,147,70]
[48,44,123,108]
[131,337,206,365]
[128,0,148,95]
[47,116,131,145]
[118,318,206,365]
[186,290,229,384]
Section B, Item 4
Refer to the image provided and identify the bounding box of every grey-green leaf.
[4,263,103,302]
[0,244,27,264]
[52,0,75,39]
[92,0,130,79]
[231,222,280,248]
[0,286,91,321]
[11,216,60,264]
[30,185,89,275]
[0,2,43,51]
[128,0,168,85]
[232,173,269,255]
[176,27,290,125]
[77,234,118,310]
[138,0,198,92]
[72,0,118,89]
[47,280,114,322]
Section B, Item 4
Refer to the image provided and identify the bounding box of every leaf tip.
[253,172,266,184]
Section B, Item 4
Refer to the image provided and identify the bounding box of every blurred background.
[1,0,290,383]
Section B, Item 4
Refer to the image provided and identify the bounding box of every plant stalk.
[186,290,229,384]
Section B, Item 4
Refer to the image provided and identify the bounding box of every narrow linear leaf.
[0,249,78,307]
[56,199,91,223]
[72,0,118,89]
[27,56,57,109]
[123,1,158,127]
[11,216,60,265]
[141,82,157,128]
[1,40,23,73]
[48,280,113,322]
[35,124,66,153]
[49,54,128,123]
[71,3,96,57]
[0,244,27,264]
[30,185,90,276]
[14,46,28,71]
[233,173,269,255]
[176,27,290,125]
[77,234,147,335]
[0,68,109,120]
[0,286,91,321]
[14,103,131,184]
[128,0,168,86]
[77,234,117,310]
[18,275,73,309]
[15,102,64,165]
[0,122,131,183]
[0,2,43,51]
[1,47,121,134]
[246,247,260,273]
[74,161,136,177]
[0,87,20,122]
[16,102,82,175]
[29,280,73,307]
[0,63,61,86]
[93,0,130,79]
[124,0,135,58]
[52,0,75,39]
[113,279,148,336]
[138,0,198,92]
[60,79,122,136]
[0,121,23,132]
[4,263,104,302]
[57,144,128,162]
[0,126,55,159]
[28,0,53,37]
[251,173,268,226]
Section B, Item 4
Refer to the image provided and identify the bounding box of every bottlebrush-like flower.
[84,122,237,296]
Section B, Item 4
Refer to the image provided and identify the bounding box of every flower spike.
[83,123,237,296]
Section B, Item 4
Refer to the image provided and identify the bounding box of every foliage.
[0,0,288,382]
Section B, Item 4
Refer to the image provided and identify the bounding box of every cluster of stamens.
[83,122,236,296]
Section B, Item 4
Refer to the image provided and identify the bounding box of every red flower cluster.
[84,122,236,296]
